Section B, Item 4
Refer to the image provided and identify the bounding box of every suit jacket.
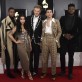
[42,18,62,48]
[26,15,43,44]
[60,15,82,38]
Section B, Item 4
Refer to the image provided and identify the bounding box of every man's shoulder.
[1,18,6,23]
[59,16,66,22]
[26,16,32,22]
[1,16,10,23]
[60,16,65,19]
[40,15,44,20]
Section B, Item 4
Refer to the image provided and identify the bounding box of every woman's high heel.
[28,71,33,80]
[21,69,25,79]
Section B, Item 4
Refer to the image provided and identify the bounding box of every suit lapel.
[42,20,46,36]
[35,16,41,30]
[31,15,34,30]
[31,15,41,31]
[52,21,58,37]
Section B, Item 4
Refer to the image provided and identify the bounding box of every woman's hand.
[16,40,23,44]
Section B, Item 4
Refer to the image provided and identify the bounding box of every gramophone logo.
[42,0,48,9]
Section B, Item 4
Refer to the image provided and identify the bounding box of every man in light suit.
[41,8,62,80]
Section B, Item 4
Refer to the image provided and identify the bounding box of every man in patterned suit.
[40,8,62,80]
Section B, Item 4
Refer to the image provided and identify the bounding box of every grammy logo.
[42,0,48,9]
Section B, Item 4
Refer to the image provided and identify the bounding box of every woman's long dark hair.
[16,15,27,33]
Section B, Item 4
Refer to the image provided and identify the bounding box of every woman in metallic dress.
[8,15,33,80]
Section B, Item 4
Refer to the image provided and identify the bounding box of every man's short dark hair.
[46,8,53,13]
[68,3,75,8]
[8,7,15,12]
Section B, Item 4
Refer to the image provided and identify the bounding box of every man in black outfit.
[59,4,82,79]
[27,5,43,75]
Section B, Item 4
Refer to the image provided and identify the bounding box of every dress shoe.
[7,72,15,78]
[40,73,46,79]
[51,74,56,80]
[68,74,73,80]
[14,69,20,74]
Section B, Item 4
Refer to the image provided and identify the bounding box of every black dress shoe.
[14,69,20,74]
[59,72,66,76]
[7,72,15,78]
[68,74,73,80]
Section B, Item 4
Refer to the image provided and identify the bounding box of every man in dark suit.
[27,5,43,75]
[59,3,82,79]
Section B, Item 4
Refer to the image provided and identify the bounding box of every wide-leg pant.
[17,43,30,72]
[41,34,57,75]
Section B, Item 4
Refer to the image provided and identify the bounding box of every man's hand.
[3,45,6,50]
[63,34,74,40]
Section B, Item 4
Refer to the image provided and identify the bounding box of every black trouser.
[5,43,19,73]
[29,40,40,73]
[5,48,11,73]
[60,37,76,74]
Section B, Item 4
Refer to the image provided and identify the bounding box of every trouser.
[60,37,75,74]
[5,43,19,73]
[29,40,40,73]
[41,34,57,75]
[5,48,11,73]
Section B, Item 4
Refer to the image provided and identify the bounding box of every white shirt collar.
[34,15,39,19]
[43,18,56,23]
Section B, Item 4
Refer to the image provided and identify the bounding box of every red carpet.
[0,67,82,82]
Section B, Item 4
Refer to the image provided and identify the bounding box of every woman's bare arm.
[8,27,18,43]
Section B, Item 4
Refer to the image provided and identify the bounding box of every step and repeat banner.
[0,0,82,74]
